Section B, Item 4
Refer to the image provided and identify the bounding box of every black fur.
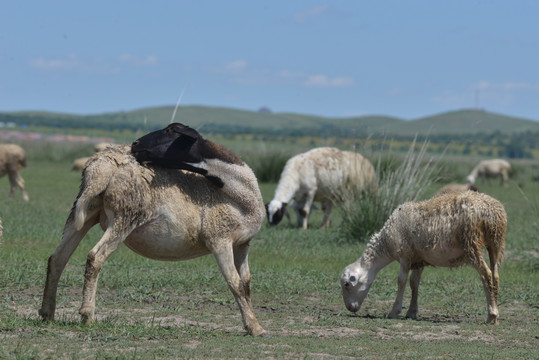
[131,123,239,188]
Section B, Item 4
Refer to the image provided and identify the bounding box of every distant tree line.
[1,113,536,158]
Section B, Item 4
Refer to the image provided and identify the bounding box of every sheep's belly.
[124,215,210,262]
[416,246,466,268]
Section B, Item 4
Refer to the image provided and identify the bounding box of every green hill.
[1,106,539,137]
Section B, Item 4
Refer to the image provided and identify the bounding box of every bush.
[339,138,441,243]
[240,150,292,183]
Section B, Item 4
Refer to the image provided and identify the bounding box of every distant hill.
[1,106,539,137]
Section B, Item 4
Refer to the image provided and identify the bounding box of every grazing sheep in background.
[266,147,376,230]
[0,144,29,201]
[39,123,266,336]
[340,191,506,324]
[434,183,478,197]
[93,142,114,152]
[467,159,511,187]
[70,157,90,171]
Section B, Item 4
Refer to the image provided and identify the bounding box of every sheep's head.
[266,200,287,225]
[340,263,373,314]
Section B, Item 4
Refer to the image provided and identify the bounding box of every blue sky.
[1,1,538,120]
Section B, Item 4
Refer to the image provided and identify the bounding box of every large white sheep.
[266,147,376,230]
[466,159,511,187]
[340,191,506,324]
[39,123,266,336]
[0,144,29,201]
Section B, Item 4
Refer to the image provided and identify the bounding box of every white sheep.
[39,123,266,336]
[340,191,507,324]
[466,159,511,187]
[69,157,90,171]
[0,144,29,201]
[266,147,376,230]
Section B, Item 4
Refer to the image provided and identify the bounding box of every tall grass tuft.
[240,149,291,183]
[339,138,440,243]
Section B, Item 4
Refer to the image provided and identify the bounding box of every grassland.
[0,140,537,359]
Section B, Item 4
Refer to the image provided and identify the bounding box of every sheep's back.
[291,147,375,201]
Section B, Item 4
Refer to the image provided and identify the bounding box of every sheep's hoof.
[487,315,499,325]
[405,311,418,320]
[248,325,266,337]
[38,308,54,321]
[79,308,95,325]
[388,311,400,319]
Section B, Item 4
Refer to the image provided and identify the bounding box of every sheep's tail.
[74,157,117,231]
[19,152,27,168]
[484,202,507,267]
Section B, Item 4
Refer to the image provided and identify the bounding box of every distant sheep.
[0,144,29,201]
[434,183,478,197]
[70,157,90,171]
[341,191,506,324]
[94,142,114,153]
[266,147,376,229]
[467,159,511,187]
[39,123,266,336]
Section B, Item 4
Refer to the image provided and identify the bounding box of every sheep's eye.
[349,275,356,283]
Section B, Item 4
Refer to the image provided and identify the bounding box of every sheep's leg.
[473,252,499,325]
[320,201,333,229]
[233,242,253,308]
[299,191,316,230]
[487,248,501,306]
[388,261,410,318]
[293,202,304,228]
[213,243,265,336]
[405,267,423,319]
[8,171,28,201]
[79,223,129,324]
[39,214,97,321]
[501,171,509,187]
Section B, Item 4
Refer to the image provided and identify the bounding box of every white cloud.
[303,74,355,88]
[225,60,248,72]
[212,62,354,89]
[117,54,158,66]
[293,5,329,23]
[29,54,83,70]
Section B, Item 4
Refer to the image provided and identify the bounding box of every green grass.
[0,143,537,359]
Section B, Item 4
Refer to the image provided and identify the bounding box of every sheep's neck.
[272,169,300,204]
[360,234,394,274]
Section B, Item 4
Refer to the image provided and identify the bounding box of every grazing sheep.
[266,147,376,229]
[70,157,90,171]
[340,191,506,324]
[39,123,266,336]
[434,183,478,197]
[0,144,29,201]
[94,142,114,152]
[466,159,511,187]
